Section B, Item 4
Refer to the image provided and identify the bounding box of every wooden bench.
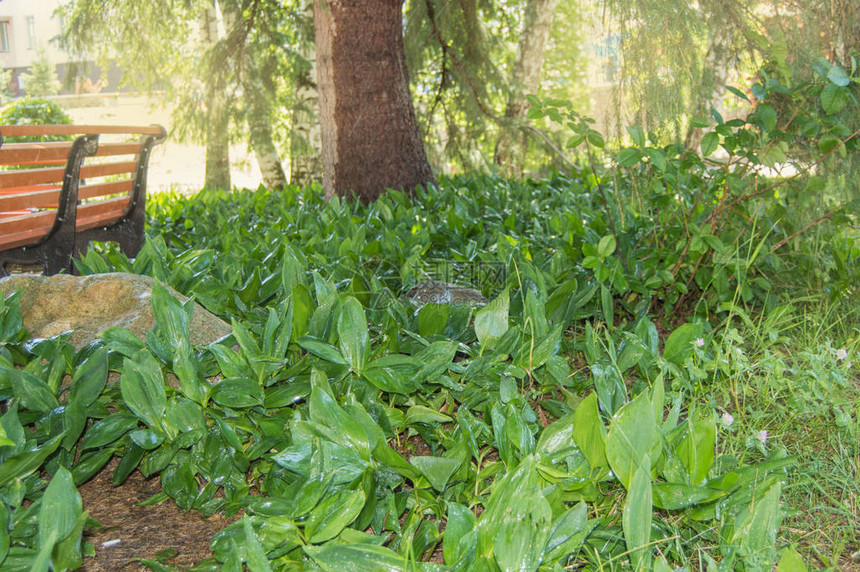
[0,124,166,276]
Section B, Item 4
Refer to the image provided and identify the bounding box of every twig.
[772,203,847,251]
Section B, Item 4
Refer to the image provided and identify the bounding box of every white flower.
[694,337,705,348]
[755,430,768,444]
[721,412,734,427]
[836,348,848,361]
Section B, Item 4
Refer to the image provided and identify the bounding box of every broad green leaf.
[305,489,366,544]
[151,280,191,348]
[337,296,369,375]
[304,543,407,571]
[605,393,659,489]
[39,467,82,545]
[820,83,849,114]
[662,323,702,365]
[597,235,616,258]
[818,133,842,154]
[121,351,166,429]
[80,412,139,451]
[729,482,782,564]
[545,502,592,563]
[478,456,552,572]
[99,326,146,357]
[242,516,273,572]
[700,132,719,156]
[827,64,850,86]
[297,336,348,365]
[652,482,724,510]
[627,124,646,147]
[0,503,8,563]
[210,377,264,408]
[0,433,64,487]
[7,368,58,413]
[676,409,716,485]
[617,148,643,166]
[776,548,808,572]
[69,347,108,407]
[622,457,652,571]
[572,393,608,471]
[405,405,453,426]
[474,288,509,352]
[443,503,476,565]
[410,456,461,491]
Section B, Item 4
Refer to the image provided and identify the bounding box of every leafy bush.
[0,97,73,143]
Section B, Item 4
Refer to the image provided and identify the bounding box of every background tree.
[22,50,61,97]
[313,0,435,201]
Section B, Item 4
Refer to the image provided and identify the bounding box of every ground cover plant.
[1,75,859,569]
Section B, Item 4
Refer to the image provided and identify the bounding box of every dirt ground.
[77,458,236,570]
[58,93,264,194]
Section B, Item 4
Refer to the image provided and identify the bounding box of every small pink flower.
[721,412,734,427]
[836,349,848,361]
[756,430,768,444]
[694,338,705,348]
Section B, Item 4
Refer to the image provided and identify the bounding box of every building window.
[0,21,10,53]
[26,16,36,50]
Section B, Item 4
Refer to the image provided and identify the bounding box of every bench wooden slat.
[0,180,134,212]
[0,125,164,137]
[76,197,131,232]
[0,161,139,189]
[0,210,56,246]
[0,142,143,165]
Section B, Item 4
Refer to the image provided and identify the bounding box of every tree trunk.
[494,0,559,178]
[202,2,231,190]
[241,50,288,189]
[291,1,323,187]
[314,0,434,202]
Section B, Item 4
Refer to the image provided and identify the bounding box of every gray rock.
[0,273,231,348]
[404,280,488,305]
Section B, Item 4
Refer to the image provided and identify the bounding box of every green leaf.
[756,104,778,132]
[478,456,551,572]
[0,433,64,487]
[827,65,850,86]
[443,503,476,565]
[729,482,783,564]
[700,132,719,156]
[626,125,646,147]
[617,148,643,167]
[69,347,108,407]
[605,393,659,489]
[297,336,348,365]
[405,405,453,426]
[474,288,509,352]
[545,502,592,563]
[80,412,139,451]
[210,377,264,408]
[39,467,82,545]
[726,85,750,101]
[622,457,652,571]
[0,503,9,564]
[662,323,702,365]
[410,456,461,491]
[337,296,369,375]
[120,351,167,429]
[305,489,366,544]
[572,393,609,470]
[820,84,849,114]
[7,368,58,413]
[242,516,273,572]
[597,235,616,258]
[776,548,808,572]
[676,409,716,485]
[304,543,407,571]
[151,280,191,348]
[818,133,842,154]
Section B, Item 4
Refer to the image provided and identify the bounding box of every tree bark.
[291,1,323,187]
[202,2,231,190]
[314,0,435,202]
[241,49,288,189]
[494,0,559,178]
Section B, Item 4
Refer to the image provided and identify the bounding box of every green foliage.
[0,98,74,144]
[21,50,61,97]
